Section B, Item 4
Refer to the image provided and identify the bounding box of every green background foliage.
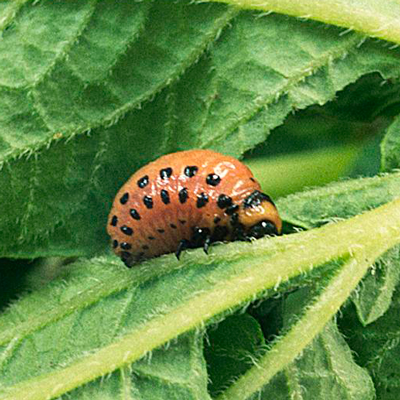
[1,0,400,399]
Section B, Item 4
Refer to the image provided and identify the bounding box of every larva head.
[238,190,282,239]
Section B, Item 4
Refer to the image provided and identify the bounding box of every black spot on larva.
[243,190,275,208]
[217,194,232,209]
[113,240,118,248]
[250,177,256,183]
[111,215,118,226]
[225,204,239,216]
[143,195,153,209]
[206,173,221,186]
[157,228,165,233]
[137,175,149,188]
[148,236,155,240]
[197,192,209,208]
[121,242,132,250]
[214,216,221,224]
[179,219,186,225]
[160,167,173,179]
[170,223,177,229]
[142,245,149,250]
[184,166,198,178]
[121,225,133,236]
[212,225,229,241]
[120,192,129,205]
[130,209,141,220]
[179,188,188,203]
[161,189,170,204]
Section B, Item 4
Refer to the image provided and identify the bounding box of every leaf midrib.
[3,198,400,400]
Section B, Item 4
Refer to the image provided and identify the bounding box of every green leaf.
[340,279,400,400]
[2,5,400,258]
[1,194,400,400]
[204,314,265,397]
[2,2,400,399]
[259,321,374,400]
[277,173,400,229]
[216,250,382,400]
[168,12,400,157]
[277,173,400,325]
[281,289,373,400]
[63,332,211,400]
[231,289,375,400]
[0,0,234,161]
[352,246,400,325]
[204,0,400,45]
[381,113,400,172]
[259,314,374,400]
[245,145,359,198]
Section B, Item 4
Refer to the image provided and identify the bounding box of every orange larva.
[107,149,282,267]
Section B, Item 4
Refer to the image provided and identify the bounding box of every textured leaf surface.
[0,256,214,399]
[2,2,400,398]
[1,196,400,400]
[2,3,400,258]
[204,314,265,397]
[277,173,400,229]
[0,0,233,160]
[205,0,400,45]
[278,289,373,400]
[225,289,375,400]
[340,280,400,400]
[258,321,374,400]
[169,13,400,157]
[62,333,211,400]
[277,173,400,325]
[381,113,400,172]
[352,246,400,325]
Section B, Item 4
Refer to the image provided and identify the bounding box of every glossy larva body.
[107,149,281,267]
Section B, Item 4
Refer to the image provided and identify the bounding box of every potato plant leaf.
[257,288,374,400]
[1,2,400,258]
[277,173,400,325]
[340,278,400,399]
[205,0,400,46]
[0,193,399,399]
[1,1,400,399]
[204,314,265,397]
[381,113,400,172]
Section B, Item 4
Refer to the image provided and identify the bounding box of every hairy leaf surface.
[1,4,400,258]
[1,195,400,399]
[381,113,400,172]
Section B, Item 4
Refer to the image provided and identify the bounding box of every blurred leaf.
[245,144,359,198]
